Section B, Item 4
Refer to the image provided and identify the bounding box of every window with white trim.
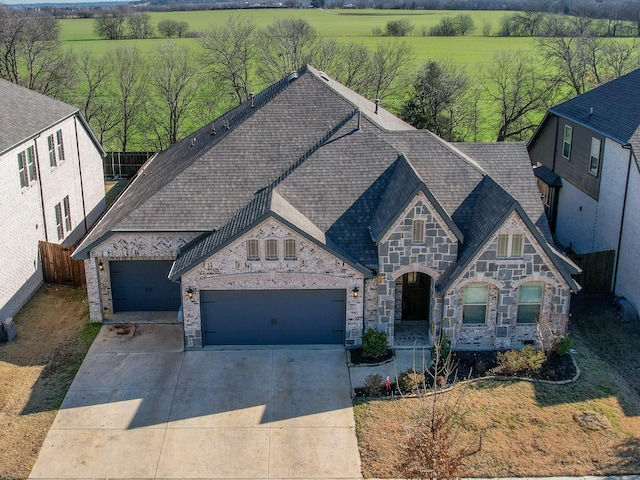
[284,238,297,260]
[63,195,72,232]
[562,125,572,159]
[56,129,65,164]
[18,146,37,188]
[48,134,57,167]
[517,284,542,324]
[589,137,601,176]
[54,202,64,240]
[462,284,488,324]
[246,239,259,261]
[412,219,425,244]
[497,234,523,258]
[265,239,278,260]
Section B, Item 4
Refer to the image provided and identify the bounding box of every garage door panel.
[201,289,345,346]
[111,260,181,312]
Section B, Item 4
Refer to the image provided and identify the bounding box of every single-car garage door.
[110,260,181,312]
[201,289,346,346]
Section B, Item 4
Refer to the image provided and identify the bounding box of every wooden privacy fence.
[39,241,86,288]
[104,152,154,178]
[569,249,615,294]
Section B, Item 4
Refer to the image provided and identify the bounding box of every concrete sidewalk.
[29,324,362,479]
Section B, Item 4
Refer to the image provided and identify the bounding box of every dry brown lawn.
[0,284,99,480]
[354,295,640,478]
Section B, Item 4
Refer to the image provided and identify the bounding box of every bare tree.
[454,14,475,36]
[599,39,640,83]
[76,51,111,123]
[145,42,202,149]
[483,51,557,142]
[127,13,153,39]
[538,35,589,96]
[257,18,317,84]
[0,8,75,98]
[359,40,413,102]
[400,60,471,141]
[108,46,148,151]
[332,42,370,91]
[199,16,256,105]
[94,9,127,40]
[400,340,481,480]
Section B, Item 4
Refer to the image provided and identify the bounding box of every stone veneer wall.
[377,194,459,346]
[86,232,200,321]
[442,212,571,349]
[180,218,366,349]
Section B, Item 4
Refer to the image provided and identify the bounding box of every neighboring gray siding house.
[0,79,106,319]
[528,69,640,312]
[74,66,578,350]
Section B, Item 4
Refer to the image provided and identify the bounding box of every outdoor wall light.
[98,261,104,271]
[352,286,360,298]
[186,287,194,299]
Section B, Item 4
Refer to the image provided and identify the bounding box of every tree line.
[1,6,639,152]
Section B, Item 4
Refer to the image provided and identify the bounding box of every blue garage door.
[110,260,181,312]
[201,289,346,346]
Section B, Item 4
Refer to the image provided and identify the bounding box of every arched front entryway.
[400,271,431,321]
[394,271,433,348]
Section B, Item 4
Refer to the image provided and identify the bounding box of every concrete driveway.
[29,324,362,479]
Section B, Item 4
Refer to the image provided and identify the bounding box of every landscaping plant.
[361,328,388,359]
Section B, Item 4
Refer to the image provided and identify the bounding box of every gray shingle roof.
[74,65,576,290]
[547,68,640,157]
[0,79,78,154]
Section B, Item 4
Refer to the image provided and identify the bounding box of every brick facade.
[87,232,200,321]
[180,218,365,348]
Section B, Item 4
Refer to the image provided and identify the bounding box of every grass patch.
[0,284,100,480]
[354,294,640,477]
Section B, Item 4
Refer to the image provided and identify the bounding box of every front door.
[402,272,430,321]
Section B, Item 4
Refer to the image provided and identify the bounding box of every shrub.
[362,328,388,359]
[386,19,414,37]
[399,370,425,393]
[551,336,574,356]
[497,345,545,376]
[372,26,383,37]
[363,373,383,396]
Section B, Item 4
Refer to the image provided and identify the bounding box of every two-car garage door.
[201,289,346,346]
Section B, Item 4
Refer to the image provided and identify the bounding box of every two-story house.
[0,79,106,320]
[528,68,640,312]
[74,66,579,350]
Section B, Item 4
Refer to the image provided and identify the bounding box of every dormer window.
[412,219,425,244]
[497,234,523,258]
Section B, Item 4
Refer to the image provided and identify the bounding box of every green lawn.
[60,10,536,68]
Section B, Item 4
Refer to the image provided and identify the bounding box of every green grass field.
[59,9,535,65]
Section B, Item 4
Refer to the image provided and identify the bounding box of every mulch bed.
[353,349,577,398]
[349,347,394,365]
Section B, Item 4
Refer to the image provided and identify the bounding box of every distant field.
[59,9,535,66]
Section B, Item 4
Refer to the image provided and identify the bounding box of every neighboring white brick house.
[0,79,106,319]
[74,66,579,350]
[528,69,640,313]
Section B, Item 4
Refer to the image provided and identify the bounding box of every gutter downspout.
[74,116,89,234]
[613,143,633,294]
[33,134,49,243]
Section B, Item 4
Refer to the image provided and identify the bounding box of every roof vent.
[589,106,593,116]
[287,72,298,83]
[319,71,330,82]
[210,123,216,135]
[250,92,255,108]
[224,120,230,130]
[190,138,196,148]
[375,99,381,115]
